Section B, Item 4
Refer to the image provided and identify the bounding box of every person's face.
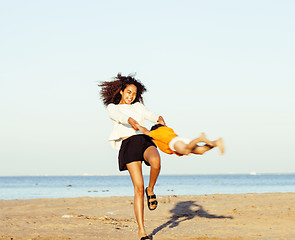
[119,84,137,104]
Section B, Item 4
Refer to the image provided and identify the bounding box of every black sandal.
[140,236,150,240]
[145,187,158,211]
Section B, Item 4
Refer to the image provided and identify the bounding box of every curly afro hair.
[99,73,147,106]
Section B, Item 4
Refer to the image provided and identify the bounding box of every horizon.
[1,172,295,177]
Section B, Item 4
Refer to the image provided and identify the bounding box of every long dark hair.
[99,73,147,106]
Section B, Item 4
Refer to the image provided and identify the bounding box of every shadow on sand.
[149,200,233,239]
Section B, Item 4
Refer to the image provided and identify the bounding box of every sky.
[1,0,294,176]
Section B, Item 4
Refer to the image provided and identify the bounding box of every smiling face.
[119,84,137,104]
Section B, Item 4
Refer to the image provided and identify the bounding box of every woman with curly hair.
[99,73,165,240]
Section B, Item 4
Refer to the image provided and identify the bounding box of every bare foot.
[199,132,206,141]
[216,138,224,155]
[199,132,215,146]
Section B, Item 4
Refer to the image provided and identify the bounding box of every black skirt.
[118,134,156,171]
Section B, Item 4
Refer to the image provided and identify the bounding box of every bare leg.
[186,133,214,150]
[126,161,146,239]
[174,133,214,155]
[174,133,224,155]
[192,144,214,154]
[193,138,224,155]
[144,146,161,210]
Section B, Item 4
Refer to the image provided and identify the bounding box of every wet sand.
[1,193,295,240]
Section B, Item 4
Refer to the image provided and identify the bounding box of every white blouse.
[107,102,159,149]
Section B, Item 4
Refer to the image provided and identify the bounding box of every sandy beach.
[1,193,295,240]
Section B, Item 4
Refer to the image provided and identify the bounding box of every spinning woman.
[99,74,165,240]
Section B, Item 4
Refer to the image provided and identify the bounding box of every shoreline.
[1,192,295,240]
[2,190,295,201]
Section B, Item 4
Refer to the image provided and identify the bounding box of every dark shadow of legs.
[150,200,233,238]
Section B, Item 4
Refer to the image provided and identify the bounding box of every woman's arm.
[139,103,165,125]
[107,104,130,124]
[128,117,139,131]
[108,104,139,130]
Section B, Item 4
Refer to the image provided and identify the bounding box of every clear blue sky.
[1,0,294,176]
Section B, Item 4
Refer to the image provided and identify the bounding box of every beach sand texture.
[1,193,295,240]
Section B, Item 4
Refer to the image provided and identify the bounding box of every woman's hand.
[128,117,139,131]
[157,116,166,125]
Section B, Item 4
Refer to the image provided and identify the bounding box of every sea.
[1,174,295,200]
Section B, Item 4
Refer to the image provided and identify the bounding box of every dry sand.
[1,193,295,240]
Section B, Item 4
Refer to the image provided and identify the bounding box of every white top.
[107,102,159,149]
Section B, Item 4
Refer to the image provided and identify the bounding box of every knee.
[150,157,161,171]
[134,184,144,196]
[156,162,161,171]
[195,149,205,155]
